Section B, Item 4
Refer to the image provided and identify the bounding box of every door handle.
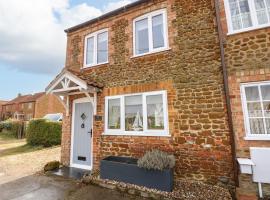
[88,129,93,137]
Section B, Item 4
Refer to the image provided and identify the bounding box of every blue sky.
[0,0,134,100]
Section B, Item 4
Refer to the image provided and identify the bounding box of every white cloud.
[103,0,133,13]
[0,0,135,75]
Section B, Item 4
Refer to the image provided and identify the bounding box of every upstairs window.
[241,82,270,139]
[225,0,270,33]
[133,9,168,56]
[84,29,108,67]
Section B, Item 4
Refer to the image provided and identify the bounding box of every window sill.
[131,48,171,59]
[227,24,270,36]
[102,132,171,137]
[244,136,270,141]
[83,62,109,69]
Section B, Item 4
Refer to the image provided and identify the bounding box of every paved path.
[0,175,145,200]
[0,175,77,200]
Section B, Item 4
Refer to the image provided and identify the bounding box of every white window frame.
[104,90,170,137]
[224,0,270,35]
[133,9,169,57]
[241,81,270,140]
[83,28,109,68]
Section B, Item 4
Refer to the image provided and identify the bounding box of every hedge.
[0,120,23,138]
[26,119,62,147]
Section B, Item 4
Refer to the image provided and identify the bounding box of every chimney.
[17,93,22,97]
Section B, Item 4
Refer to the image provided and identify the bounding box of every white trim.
[46,71,88,94]
[133,9,169,57]
[104,90,170,137]
[245,136,270,140]
[224,0,270,35]
[240,81,270,140]
[70,97,94,170]
[84,28,109,68]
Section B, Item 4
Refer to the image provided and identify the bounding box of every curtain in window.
[229,0,252,30]
[135,18,149,55]
[152,14,164,49]
[108,99,120,129]
[255,0,270,25]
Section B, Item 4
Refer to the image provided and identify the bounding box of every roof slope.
[4,92,45,105]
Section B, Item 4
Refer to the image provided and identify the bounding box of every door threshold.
[50,166,91,180]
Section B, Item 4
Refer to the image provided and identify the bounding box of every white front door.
[71,98,93,170]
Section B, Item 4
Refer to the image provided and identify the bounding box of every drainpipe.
[214,0,239,188]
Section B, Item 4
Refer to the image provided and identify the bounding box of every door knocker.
[80,113,87,129]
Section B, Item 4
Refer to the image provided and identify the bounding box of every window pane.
[249,118,265,134]
[229,0,252,30]
[255,0,269,24]
[245,86,260,101]
[261,85,270,100]
[108,99,120,129]
[265,118,270,134]
[125,95,143,131]
[86,37,94,65]
[152,14,165,49]
[146,94,164,130]
[247,102,263,117]
[97,31,108,64]
[263,101,270,117]
[135,18,149,55]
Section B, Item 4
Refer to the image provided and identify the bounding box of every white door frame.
[70,97,94,170]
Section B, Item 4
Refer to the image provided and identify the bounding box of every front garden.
[0,118,62,157]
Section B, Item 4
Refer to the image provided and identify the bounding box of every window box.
[100,156,173,192]
[104,91,169,136]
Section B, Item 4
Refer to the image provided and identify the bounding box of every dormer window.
[84,29,108,67]
[133,9,169,57]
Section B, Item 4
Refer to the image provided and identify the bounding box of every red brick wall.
[61,0,235,187]
[34,94,65,118]
[219,0,270,198]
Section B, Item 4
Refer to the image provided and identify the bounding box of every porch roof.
[45,69,103,95]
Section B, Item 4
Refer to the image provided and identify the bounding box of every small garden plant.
[137,149,175,171]
[44,160,60,172]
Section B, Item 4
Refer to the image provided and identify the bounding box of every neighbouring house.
[1,93,64,121]
[219,0,270,199]
[0,100,8,121]
[46,0,236,190]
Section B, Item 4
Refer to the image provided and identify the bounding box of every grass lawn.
[0,131,45,157]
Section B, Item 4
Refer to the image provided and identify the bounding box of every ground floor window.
[241,82,270,139]
[105,91,169,136]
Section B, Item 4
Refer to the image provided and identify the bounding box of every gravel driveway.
[0,139,60,185]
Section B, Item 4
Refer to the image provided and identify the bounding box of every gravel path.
[0,144,60,185]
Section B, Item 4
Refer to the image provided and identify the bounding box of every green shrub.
[137,149,175,171]
[44,160,60,172]
[0,119,23,138]
[26,119,62,147]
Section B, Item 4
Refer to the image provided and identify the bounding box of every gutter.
[214,0,239,187]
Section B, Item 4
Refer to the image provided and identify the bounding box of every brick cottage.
[1,93,64,121]
[46,0,236,187]
[218,0,270,199]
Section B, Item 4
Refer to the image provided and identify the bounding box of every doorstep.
[50,166,91,180]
